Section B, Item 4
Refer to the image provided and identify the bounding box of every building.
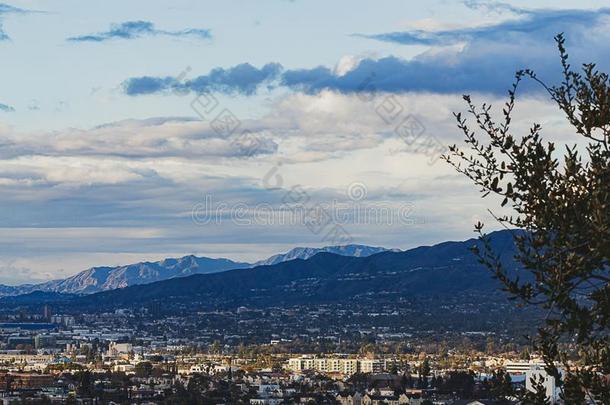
[287,356,384,375]
[525,364,562,404]
[50,315,75,327]
[42,305,52,321]
[0,372,54,389]
[250,399,283,405]
[6,336,34,349]
[336,392,362,405]
[504,360,544,374]
[113,364,135,373]
[360,359,383,374]
[34,335,56,349]
[108,342,133,358]
[362,393,402,405]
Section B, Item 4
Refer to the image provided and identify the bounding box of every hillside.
[0,244,389,296]
[252,244,391,266]
[68,229,521,310]
[0,256,250,296]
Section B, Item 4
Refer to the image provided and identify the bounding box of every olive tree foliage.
[443,34,609,404]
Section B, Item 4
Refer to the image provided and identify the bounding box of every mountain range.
[0,244,391,297]
[251,244,391,267]
[56,229,522,311]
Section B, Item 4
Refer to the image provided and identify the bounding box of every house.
[362,393,401,405]
[336,392,362,405]
[361,392,424,405]
[398,393,423,404]
[250,399,282,405]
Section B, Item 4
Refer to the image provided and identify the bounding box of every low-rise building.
[287,356,384,375]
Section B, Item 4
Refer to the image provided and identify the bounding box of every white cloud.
[333,52,379,76]
[0,89,581,283]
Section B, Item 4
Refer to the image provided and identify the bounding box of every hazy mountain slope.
[0,291,77,305]
[0,256,250,296]
[0,284,30,297]
[252,244,393,267]
[72,230,521,310]
[0,245,392,296]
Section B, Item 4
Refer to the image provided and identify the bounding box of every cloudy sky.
[0,0,607,284]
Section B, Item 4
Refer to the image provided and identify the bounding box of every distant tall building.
[42,305,52,321]
[34,335,56,349]
[50,314,75,327]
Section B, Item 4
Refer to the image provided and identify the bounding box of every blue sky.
[0,0,607,284]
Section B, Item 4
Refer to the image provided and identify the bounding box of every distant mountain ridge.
[0,244,392,297]
[0,230,532,335]
[0,256,250,297]
[251,244,392,267]
[66,229,521,310]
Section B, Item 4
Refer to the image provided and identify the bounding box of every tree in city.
[209,340,222,355]
[441,371,475,398]
[359,343,377,357]
[488,369,514,403]
[135,361,153,378]
[485,336,496,355]
[186,373,212,400]
[444,34,609,404]
[74,371,94,398]
[348,372,369,391]
[401,373,414,389]
[419,357,431,386]
[524,375,551,405]
[433,374,444,389]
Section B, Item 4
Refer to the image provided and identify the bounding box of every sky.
[0,0,608,284]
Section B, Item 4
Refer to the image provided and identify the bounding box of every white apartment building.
[106,342,133,359]
[504,360,544,374]
[359,359,383,374]
[287,357,383,375]
[525,364,563,404]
